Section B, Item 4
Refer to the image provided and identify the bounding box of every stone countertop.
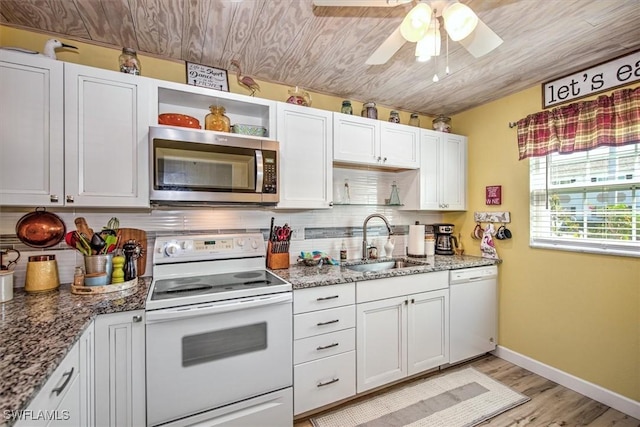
[273,254,499,289]
[0,278,150,423]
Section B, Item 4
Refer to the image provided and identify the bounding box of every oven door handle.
[146,292,292,323]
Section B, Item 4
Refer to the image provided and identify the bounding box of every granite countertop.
[273,254,499,289]
[0,278,150,422]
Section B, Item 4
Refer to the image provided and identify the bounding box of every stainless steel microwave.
[149,126,279,205]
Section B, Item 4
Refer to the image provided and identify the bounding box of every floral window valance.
[516,86,640,160]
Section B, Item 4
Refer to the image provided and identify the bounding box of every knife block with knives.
[267,218,290,270]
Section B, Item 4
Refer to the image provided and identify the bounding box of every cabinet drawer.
[294,283,355,314]
[294,351,356,415]
[294,328,355,365]
[19,342,80,426]
[294,305,355,340]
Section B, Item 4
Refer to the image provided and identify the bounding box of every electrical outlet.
[290,227,304,241]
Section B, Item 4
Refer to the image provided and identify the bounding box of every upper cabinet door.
[379,122,419,169]
[276,103,333,209]
[440,133,467,210]
[0,51,64,206]
[64,63,150,207]
[333,113,379,166]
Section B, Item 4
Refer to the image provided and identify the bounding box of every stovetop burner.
[150,269,288,304]
[147,233,291,311]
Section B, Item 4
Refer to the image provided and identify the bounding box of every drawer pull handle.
[317,319,339,326]
[317,378,340,387]
[317,295,339,301]
[52,367,74,396]
[316,342,339,351]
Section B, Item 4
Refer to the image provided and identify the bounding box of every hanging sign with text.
[542,50,640,108]
[485,185,502,205]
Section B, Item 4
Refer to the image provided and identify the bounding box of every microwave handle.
[255,150,264,193]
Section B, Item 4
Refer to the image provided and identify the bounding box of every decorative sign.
[542,50,640,108]
[186,62,229,92]
[486,185,502,205]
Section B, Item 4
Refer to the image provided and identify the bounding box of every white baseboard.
[493,346,640,420]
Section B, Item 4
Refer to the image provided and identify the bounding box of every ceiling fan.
[313,0,503,65]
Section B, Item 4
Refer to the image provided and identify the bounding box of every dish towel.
[299,251,340,265]
[480,223,499,259]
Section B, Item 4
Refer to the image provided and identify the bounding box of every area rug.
[310,367,530,427]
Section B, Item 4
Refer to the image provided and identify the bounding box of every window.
[530,143,640,257]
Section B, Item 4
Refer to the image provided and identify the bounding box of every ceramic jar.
[433,115,452,132]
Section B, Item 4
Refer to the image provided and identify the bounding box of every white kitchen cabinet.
[17,341,81,427]
[293,284,356,415]
[79,322,95,427]
[276,102,333,208]
[94,310,146,427]
[333,113,419,169]
[0,53,151,208]
[0,50,64,206]
[356,273,449,393]
[64,63,150,207]
[408,130,467,210]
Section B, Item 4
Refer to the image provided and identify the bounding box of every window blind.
[529,143,640,257]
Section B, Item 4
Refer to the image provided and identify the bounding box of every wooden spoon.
[75,217,94,238]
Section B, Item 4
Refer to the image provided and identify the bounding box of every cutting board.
[116,228,148,276]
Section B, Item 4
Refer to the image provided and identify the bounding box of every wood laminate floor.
[294,355,640,427]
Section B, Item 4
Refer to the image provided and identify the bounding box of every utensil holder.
[266,241,289,270]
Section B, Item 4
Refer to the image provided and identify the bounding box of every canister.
[0,270,14,302]
[25,255,59,292]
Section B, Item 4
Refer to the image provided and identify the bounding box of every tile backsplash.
[1,172,441,287]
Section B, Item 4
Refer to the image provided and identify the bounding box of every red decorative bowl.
[158,113,201,129]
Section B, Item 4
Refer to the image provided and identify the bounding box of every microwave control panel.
[263,151,277,194]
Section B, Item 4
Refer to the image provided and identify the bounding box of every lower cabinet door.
[294,351,356,415]
[407,289,449,375]
[356,296,407,393]
[94,311,145,427]
[48,375,80,427]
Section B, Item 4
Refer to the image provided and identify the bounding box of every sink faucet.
[362,214,393,260]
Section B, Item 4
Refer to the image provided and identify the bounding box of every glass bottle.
[342,179,351,204]
[205,105,231,132]
[388,181,401,205]
[119,48,141,75]
[433,115,452,132]
[409,113,420,127]
[341,100,353,115]
[388,110,400,123]
[361,102,377,119]
[340,241,347,263]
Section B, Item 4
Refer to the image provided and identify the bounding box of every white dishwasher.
[449,265,498,364]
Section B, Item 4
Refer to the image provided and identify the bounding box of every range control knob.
[164,242,181,257]
[251,239,259,250]
[236,238,245,247]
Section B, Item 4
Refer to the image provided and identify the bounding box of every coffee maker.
[434,224,458,255]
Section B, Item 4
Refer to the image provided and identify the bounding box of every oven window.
[182,322,267,367]
[154,139,256,192]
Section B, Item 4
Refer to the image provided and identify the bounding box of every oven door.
[145,292,292,426]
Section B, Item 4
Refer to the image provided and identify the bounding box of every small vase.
[384,239,395,257]
[205,105,231,132]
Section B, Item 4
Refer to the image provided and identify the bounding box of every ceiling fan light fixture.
[415,20,441,58]
[442,2,478,41]
[400,3,432,42]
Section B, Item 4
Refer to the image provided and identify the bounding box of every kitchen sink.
[345,259,425,273]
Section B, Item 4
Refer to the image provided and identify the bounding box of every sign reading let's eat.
[542,50,640,108]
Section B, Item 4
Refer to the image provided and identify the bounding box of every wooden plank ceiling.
[1,0,639,116]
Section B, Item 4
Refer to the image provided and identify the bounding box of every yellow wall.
[3,25,639,402]
[0,25,431,126]
[449,86,640,401]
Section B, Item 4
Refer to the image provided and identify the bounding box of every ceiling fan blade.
[313,0,409,7]
[458,19,503,58]
[366,26,406,65]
